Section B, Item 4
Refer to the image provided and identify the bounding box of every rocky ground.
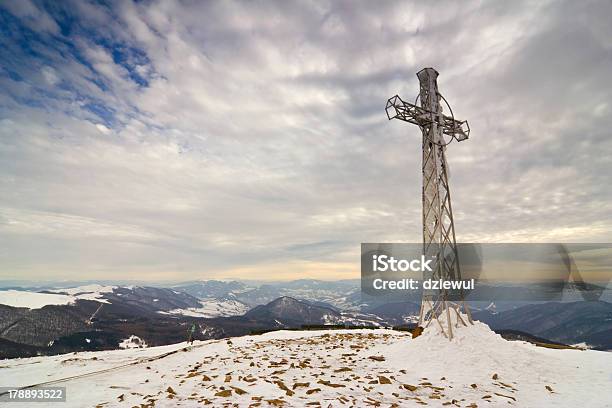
[1,322,611,407]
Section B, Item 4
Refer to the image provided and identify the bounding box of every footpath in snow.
[1,322,611,407]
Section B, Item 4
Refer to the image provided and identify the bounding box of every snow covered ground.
[0,322,610,407]
[118,335,148,349]
[0,285,115,309]
[0,290,75,308]
[46,284,115,303]
[158,298,250,318]
[47,284,115,299]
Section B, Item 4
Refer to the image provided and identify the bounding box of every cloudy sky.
[1,0,611,282]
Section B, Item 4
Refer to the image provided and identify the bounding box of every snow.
[158,298,249,318]
[267,287,361,311]
[0,290,74,308]
[571,342,592,350]
[47,284,115,303]
[118,335,147,349]
[1,323,611,407]
[49,284,115,296]
[338,311,386,326]
[0,285,115,309]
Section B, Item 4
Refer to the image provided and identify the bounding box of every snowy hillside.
[0,285,115,308]
[159,298,250,318]
[0,285,247,318]
[0,290,76,308]
[1,322,610,407]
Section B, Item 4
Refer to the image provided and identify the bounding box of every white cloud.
[95,123,111,134]
[2,0,60,34]
[41,66,59,85]
[0,0,611,280]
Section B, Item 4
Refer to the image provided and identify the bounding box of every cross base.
[416,295,474,340]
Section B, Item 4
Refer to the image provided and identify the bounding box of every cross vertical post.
[386,68,472,339]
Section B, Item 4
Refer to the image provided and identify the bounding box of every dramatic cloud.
[1,0,611,281]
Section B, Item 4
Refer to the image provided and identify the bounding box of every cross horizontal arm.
[386,95,470,141]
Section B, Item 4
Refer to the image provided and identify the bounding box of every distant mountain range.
[0,284,387,358]
[243,296,340,326]
[0,286,209,358]
[473,301,612,350]
[172,279,363,310]
[0,279,611,358]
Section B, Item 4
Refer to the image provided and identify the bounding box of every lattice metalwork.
[386,68,472,339]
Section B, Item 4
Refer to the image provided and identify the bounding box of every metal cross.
[386,68,472,339]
